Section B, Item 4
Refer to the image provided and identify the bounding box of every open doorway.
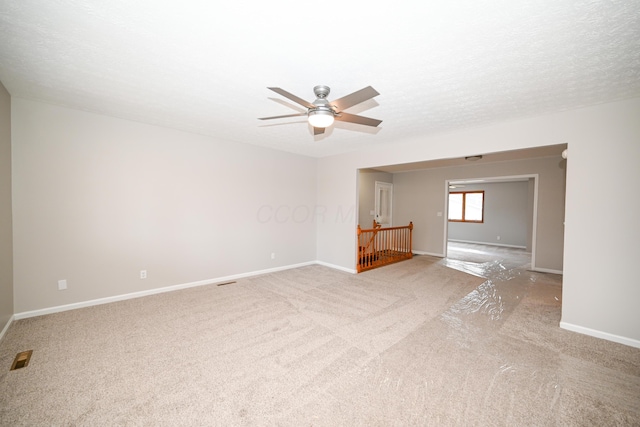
[444,174,538,269]
[374,181,393,227]
[357,169,394,229]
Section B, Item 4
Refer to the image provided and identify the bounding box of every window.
[448,191,484,223]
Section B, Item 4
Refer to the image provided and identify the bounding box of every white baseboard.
[14,261,319,320]
[315,261,357,274]
[530,267,563,275]
[412,250,445,257]
[560,321,640,349]
[448,239,527,249]
[0,315,15,343]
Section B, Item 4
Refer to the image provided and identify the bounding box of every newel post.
[409,221,413,256]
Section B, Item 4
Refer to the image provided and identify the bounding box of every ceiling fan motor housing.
[313,85,330,99]
[311,85,334,116]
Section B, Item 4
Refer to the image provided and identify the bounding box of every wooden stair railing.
[357,221,413,273]
[359,220,381,255]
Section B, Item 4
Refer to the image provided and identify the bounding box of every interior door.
[375,181,393,228]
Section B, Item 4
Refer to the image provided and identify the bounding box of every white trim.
[0,315,15,342]
[531,174,540,270]
[412,250,445,257]
[448,238,527,249]
[560,322,640,349]
[443,180,450,257]
[315,260,357,274]
[530,267,563,275]
[14,261,319,320]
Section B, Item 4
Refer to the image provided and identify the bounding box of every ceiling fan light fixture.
[308,108,334,128]
[259,85,381,137]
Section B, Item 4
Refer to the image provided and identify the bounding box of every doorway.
[444,174,538,269]
[375,181,393,228]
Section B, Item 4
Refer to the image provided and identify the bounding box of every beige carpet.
[1,252,639,426]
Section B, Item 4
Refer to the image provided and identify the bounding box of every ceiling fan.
[259,85,382,135]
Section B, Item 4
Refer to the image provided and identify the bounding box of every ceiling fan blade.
[313,127,325,135]
[258,113,307,120]
[334,112,382,127]
[267,87,315,109]
[330,86,380,112]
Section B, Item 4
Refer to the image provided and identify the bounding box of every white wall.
[560,99,640,347]
[0,81,12,334]
[12,99,318,313]
[317,97,640,347]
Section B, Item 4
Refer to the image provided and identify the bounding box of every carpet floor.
[1,245,639,426]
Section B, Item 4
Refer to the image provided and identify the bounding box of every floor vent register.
[10,350,33,371]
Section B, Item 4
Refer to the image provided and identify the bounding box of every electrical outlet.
[497,236,501,241]
[58,279,67,290]
[140,270,147,279]
[271,253,276,260]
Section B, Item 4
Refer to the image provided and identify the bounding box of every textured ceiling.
[1,1,639,158]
